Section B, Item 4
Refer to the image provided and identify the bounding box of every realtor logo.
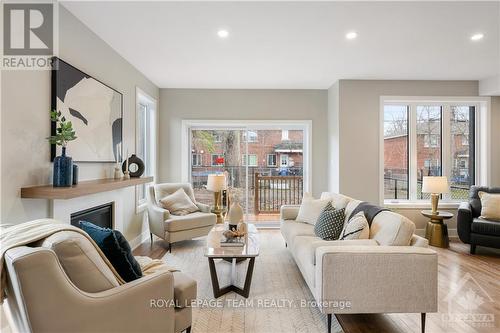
[443,272,495,328]
[3,3,53,55]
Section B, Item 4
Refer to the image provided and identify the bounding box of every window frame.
[242,154,258,167]
[135,87,157,212]
[380,96,490,207]
[267,154,277,167]
[242,131,258,143]
[213,132,223,143]
[192,153,202,167]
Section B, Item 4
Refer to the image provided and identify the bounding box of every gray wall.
[158,89,328,197]
[1,6,159,241]
[328,80,484,232]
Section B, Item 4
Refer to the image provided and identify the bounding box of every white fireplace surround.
[50,188,129,232]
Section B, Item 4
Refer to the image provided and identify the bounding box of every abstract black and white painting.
[51,57,123,162]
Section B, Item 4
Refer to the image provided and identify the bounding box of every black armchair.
[457,186,500,254]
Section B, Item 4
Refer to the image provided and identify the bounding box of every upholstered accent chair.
[3,230,195,333]
[457,186,500,254]
[147,183,217,252]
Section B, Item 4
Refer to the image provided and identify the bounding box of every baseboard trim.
[415,228,458,238]
[130,229,150,250]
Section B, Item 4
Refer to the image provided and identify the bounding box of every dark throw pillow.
[314,203,345,241]
[80,221,142,282]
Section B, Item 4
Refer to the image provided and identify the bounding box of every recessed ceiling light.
[346,31,357,40]
[217,29,229,39]
[470,33,484,41]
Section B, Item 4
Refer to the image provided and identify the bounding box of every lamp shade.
[422,176,449,194]
[206,174,226,192]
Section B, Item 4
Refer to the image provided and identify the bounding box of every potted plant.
[47,110,77,187]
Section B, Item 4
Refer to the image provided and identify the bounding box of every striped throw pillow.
[339,211,370,240]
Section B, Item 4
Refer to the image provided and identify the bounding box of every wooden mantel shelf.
[21,177,154,200]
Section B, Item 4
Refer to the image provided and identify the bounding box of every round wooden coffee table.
[421,210,453,248]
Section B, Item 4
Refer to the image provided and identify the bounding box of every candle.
[125,149,129,170]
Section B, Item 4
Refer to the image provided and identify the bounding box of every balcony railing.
[254,173,303,214]
[191,166,304,215]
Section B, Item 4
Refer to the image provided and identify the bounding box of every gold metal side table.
[211,207,227,224]
[421,210,454,248]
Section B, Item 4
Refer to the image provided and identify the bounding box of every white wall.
[1,6,159,241]
[158,89,328,197]
[491,96,500,186]
[327,81,339,193]
[328,80,484,232]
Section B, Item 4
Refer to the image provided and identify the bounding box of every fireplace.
[70,202,113,229]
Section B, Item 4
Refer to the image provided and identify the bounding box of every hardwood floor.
[134,233,500,333]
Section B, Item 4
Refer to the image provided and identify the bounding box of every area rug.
[161,229,344,333]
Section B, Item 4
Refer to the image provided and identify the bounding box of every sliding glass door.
[188,122,308,225]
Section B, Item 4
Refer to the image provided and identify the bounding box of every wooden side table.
[421,210,454,248]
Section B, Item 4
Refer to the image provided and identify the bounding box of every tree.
[192,129,243,187]
[223,130,242,187]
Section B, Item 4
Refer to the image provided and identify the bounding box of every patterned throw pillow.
[314,203,346,240]
[339,211,370,240]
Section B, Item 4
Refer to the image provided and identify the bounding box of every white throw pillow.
[339,212,370,240]
[320,192,353,210]
[296,194,329,225]
[478,192,500,221]
[159,188,199,216]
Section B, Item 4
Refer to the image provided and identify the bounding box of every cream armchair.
[147,183,217,252]
[3,230,195,333]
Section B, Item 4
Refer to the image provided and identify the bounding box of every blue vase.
[53,147,73,187]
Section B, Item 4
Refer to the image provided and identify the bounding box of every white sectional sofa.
[280,192,438,333]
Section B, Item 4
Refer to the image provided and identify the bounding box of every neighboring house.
[384,130,471,183]
[191,129,304,173]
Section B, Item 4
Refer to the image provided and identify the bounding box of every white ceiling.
[61,1,500,89]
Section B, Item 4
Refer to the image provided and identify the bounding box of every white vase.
[228,201,244,224]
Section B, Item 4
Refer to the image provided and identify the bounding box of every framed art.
[51,57,123,162]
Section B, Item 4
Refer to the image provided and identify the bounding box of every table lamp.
[207,174,227,223]
[422,176,449,215]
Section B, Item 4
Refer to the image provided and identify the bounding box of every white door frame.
[135,87,157,213]
[181,120,312,193]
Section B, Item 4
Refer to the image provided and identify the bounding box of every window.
[450,106,475,200]
[192,153,202,166]
[242,131,258,143]
[423,134,440,148]
[383,101,477,202]
[416,106,442,199]
[281,130,289,141]
[184,120,312,223]
[213,133,223,143]
[211,154,224,166]
[136,90,156,207]
[383,105,409,200]
[267,154,277,167]
[242,154,257,166]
